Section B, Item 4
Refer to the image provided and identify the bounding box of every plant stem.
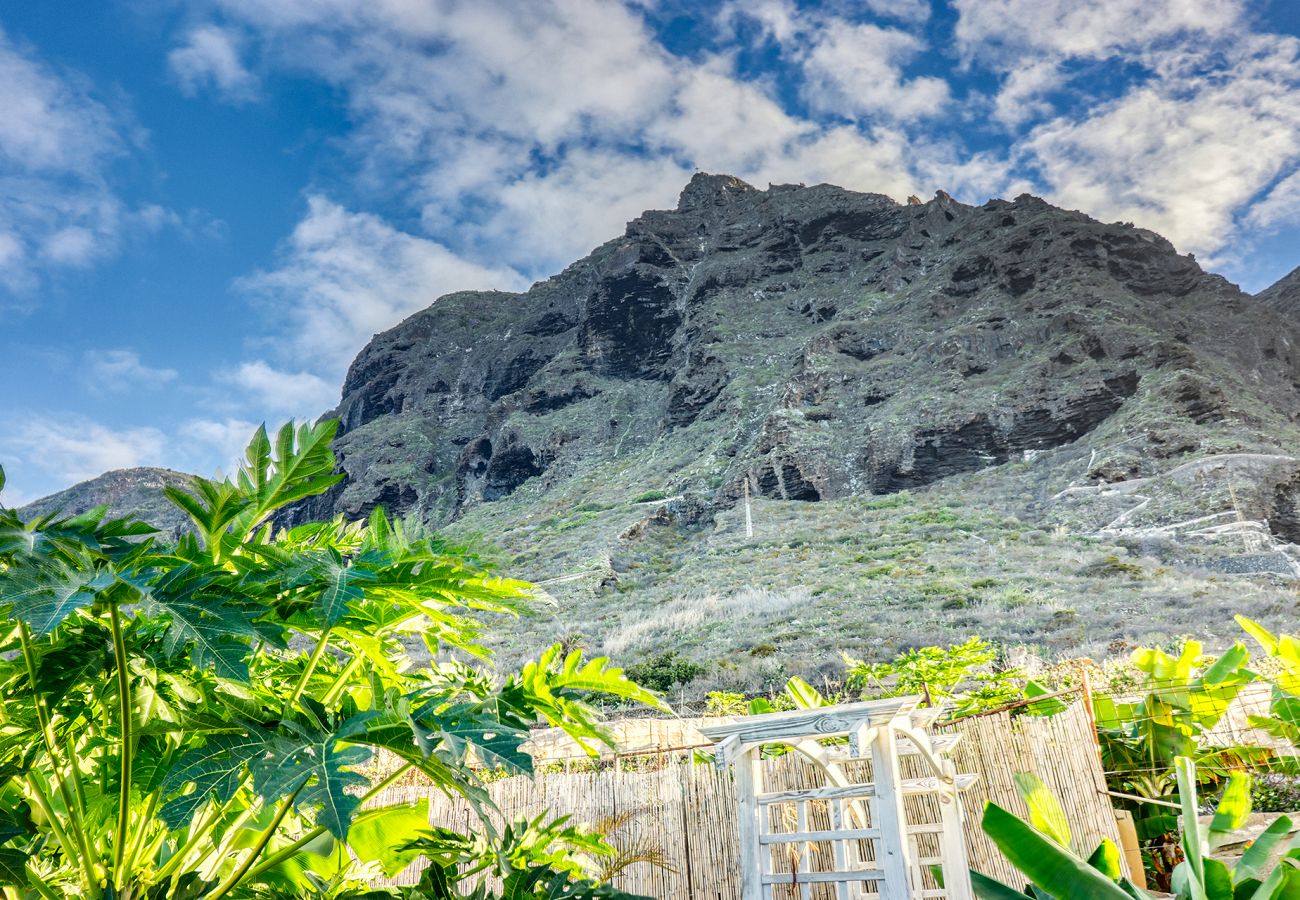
[25,874,62,900]
[321,652,365,705]
[24,773,80,869]
[185,805,256,883]
[202,787,302,900]
[121,790,159,880]
[19,622,99,890]
[153,798,228,882]
[284,628,332,716]
[245,761,414,880]
[110,603,134,887]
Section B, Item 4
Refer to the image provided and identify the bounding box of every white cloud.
[0,27,137,292]
[800,22,950,120]
[199,0,933,276]
[176,0,1296,307]
[176,417,260,478]
[860,0,931,23]
[990,60,1061,128]
[84,349,179,393]
[953,0,1243,61]
[0,32,122,172]
[221,360,337,418]
[0,415,168,491]
[237,195,527,379]
[1017,36,1300,260]
[168,24,259,102]
[1247,171,1300,232]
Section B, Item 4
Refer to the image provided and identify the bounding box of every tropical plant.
[1090,638,1269,884]
[975,759,1300,900]
[403,812,638,899]
[842,636,1026,717]
[0,420,664,900]
[1238,615,1300,758]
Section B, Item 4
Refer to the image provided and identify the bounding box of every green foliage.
[1239,773,1300,812]
[975,759,1300,900]
[630,490,667,504]
[624,652,705,693]
[1091,637,1267,883]
[0,419,663,900]
[1238,616,1300,756]
[842,636,1024,718]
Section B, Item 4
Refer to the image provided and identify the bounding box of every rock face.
[17,467,194,538]
[290,174,1300,528]
[1257,266,1300,315]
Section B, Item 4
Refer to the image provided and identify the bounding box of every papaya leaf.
[160,731,269,829]
[249,718,372,840]
[136,564,265,679]
[0,849,29,888]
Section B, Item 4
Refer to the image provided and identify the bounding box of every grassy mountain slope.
[19,176,1300,692]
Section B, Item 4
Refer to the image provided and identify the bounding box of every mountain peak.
[1257,266,1300,314]
[676,172,757,211]
[18,467,196,537]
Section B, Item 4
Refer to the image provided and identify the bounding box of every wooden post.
[744,475,754,539]
[870,721,914,899]
[735,746,763,900]
[937,771,973,900]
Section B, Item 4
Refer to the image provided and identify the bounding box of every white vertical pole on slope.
[744,474,754,538]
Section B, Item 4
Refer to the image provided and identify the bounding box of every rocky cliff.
[1258,266,1300,315]
[297,174,1300,527]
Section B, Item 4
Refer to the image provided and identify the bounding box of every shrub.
[626,652,705,692]
[842,636,1023,717]
[632,490,667,503]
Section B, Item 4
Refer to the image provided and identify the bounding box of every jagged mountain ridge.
[293,174,1300,528]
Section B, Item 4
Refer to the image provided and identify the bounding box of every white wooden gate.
[700,697,977,900]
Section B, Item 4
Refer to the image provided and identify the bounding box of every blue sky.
[2,0,1299,504]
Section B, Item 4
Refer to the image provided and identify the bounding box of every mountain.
[298,175,1300,522]
[20,175,1300,689]
[17,467,195,538]
[1257,266,1300,315]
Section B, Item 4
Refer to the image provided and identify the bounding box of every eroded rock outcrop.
[282,174,1300,527]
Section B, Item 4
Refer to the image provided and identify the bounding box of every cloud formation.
[84,349,179,394]
[0,27,133,291]
[168,24,259,102]
[0,415,168,491]
[237,195,527,381]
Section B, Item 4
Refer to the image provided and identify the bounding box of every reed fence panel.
[372,701,1122,896]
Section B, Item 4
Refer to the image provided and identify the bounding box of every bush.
[632,489,667,503]
[626,651,705,692]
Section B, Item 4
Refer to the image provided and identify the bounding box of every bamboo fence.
[372,700,1123,896]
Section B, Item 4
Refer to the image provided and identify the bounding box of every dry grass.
[602,586,811,656]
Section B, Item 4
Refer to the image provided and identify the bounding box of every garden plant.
[975,758,1300,900]
[0,420,663,900]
